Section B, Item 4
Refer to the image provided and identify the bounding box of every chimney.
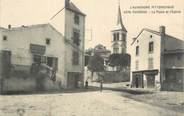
[8,24,11,29]
[159,26,165,35]
[65,0,70,7]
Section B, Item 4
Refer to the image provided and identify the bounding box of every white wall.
[131,30,161,82]
[111,30,127,54]
[64,9,85,78]
[1,24,66,86]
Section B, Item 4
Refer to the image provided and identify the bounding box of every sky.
[0,0,183,53]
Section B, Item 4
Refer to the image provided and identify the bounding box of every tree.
[108,53,131,71]
[85,48,94,66]
[87,54,104,78]
[85,48,94,56]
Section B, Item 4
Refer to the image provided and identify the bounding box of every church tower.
[111,2,127,54]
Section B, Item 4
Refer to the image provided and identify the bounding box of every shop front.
[132,70,158,89]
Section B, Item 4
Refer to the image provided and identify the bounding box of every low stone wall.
[0,70,61,94]
[88,71,130,83]
[162,82,184,92]
[1,77,61,93]
[3,77,36,92]
[103,71,130,83]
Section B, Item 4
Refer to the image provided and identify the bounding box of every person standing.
[100,80,103,92]
[85,80,88,89]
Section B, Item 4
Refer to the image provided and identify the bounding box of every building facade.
[162,49,184,91]
[111,5,127,54]
[0,0,86,93]
[51,0,86,88]
[0,24,65,92]
[130,26,184,91]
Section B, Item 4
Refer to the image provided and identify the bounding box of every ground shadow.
[1,86,100,96]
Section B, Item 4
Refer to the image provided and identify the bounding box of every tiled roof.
[8,24,49,31]
[0,23,64,37]
[131,28,182,45]
[0,24,49,31]
[66,2,86,16]
[164,49,184,54]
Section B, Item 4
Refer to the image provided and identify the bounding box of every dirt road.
[0,90,182,116]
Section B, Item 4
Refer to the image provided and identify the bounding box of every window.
[46,38,51,45]
[148,58,154,69]
[136,46,139,56]
[116,33,119,41]
[41,56,47,63]
[113,47,119,54]
[47,57,53,67]
[74,14,80,25]
[33,55,42,63]
[47,57,58,70]
[33,55,47,64]
[73,29,80,46]
[113,33,120,41]
[113,33,116,41]
[72,51,79,65]
[177,54,181,60]
[135,60,139,70]
[122,33,126,41]
[149,41,154,53]
[3,35,7,41]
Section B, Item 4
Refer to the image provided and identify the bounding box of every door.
[132,73,144,88]
[2,50,11,78]
[67,72,79,88]
[146,75,155,88]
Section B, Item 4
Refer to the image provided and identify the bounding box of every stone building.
[51,0,86,89]
[111,4,127,54]
[130,26,184,91]
[0,0,86,93]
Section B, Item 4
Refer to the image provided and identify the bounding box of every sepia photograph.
[0,0,184,115]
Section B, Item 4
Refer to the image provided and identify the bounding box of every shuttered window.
[148,58,154,69]
[72,51,79,65]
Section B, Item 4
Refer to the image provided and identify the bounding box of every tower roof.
[113,5,127,32]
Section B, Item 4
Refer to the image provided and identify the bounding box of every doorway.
[67,72,80,88]
[146,75,155,88]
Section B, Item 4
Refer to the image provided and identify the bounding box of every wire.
[50,7,65,20]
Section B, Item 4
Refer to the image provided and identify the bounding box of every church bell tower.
[111,1,127,54]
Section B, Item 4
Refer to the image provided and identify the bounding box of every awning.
[133,69,159,75]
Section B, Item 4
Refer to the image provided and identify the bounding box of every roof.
[0,23,63,36]
[164,49,184,54]
[50,1,86,20]
[0,23,84,53]
[112,5,127,32]
[4,24,49,31]
[65,2,86,16]
[0,27,7,31]
[131,28,182,45]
